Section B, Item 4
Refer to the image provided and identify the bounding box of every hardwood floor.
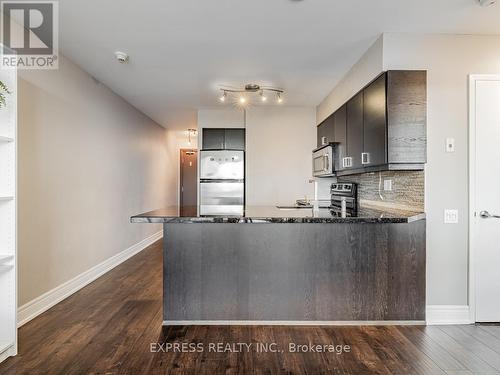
[1,240,500,374]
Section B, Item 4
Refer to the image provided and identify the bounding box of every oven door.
[312,148,333,177]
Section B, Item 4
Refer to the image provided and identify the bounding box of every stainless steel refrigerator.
[199,150,244,216]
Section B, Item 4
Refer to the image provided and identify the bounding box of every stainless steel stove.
[330,182,358,217]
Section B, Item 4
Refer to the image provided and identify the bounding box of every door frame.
[178,148,198,216]
[468,74,500,323]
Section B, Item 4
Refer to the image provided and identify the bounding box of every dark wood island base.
[162,220,425,324]
[131,206,426,324]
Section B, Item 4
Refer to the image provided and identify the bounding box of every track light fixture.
[218,83,284,106]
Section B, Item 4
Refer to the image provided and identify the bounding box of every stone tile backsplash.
[338,170,425,211]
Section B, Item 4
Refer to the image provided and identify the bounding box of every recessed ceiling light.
[114,51,129,63]
[477,0,496,6]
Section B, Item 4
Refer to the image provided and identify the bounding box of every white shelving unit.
[0,58,17,363]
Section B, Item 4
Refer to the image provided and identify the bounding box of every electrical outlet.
[444,209,459,224]
[446,138,455,153]
[383,179,393,191]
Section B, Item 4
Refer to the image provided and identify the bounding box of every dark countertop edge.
[131,212,426,224]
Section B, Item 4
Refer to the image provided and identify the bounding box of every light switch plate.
[383,179,393,191]
[446,138,455,153]
[444,209,459,224]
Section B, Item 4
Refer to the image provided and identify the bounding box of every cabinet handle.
[343,157,352,168]
[324,154,330,171]
[361,152,370,165]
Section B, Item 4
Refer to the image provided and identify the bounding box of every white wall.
[317,35,384,123]
[163,122,199,208]
[317,33,500,307]
[384,33,500,306]
[198,109,244,129]
[18,55,175,305]
[198,107,316,205]
[246,107,316,205]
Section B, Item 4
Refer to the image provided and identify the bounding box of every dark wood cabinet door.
[363,73,387,166]
[316,114,335,148]
[202,128,225,150]
[224,129,245,150]
[317,123,326,148]
[333,104,347,171]
[346,92,364,169]
[387,70,427,164]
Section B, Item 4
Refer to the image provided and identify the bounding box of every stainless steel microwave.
[312,144,335,177]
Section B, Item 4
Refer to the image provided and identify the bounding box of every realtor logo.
[1,1,59,69]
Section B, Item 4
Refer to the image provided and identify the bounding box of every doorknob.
[480,210,500,219]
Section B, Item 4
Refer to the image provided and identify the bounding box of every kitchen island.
[131,206,426,324]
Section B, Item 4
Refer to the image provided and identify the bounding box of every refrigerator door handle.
[200,179,244,183]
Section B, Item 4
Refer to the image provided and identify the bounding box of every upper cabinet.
[202,128,226,150]
[386,71,427,164]
[362,73,387,167]
[316,115,335,148]
[316,70,427,176]
[333,105,347,172]
[202,128,246,150]
[224,129,246,150]
[346,92,364,170]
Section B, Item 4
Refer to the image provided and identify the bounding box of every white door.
[473,77,500,322]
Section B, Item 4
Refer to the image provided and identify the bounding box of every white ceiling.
[59,0,500,128]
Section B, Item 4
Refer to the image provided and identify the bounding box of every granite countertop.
[131,205,425,224]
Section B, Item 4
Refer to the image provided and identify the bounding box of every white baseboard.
[17,231,162,327]
[426,305,472,325]
[0,345,16,364]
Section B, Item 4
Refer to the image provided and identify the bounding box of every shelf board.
[0,136,14,143]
